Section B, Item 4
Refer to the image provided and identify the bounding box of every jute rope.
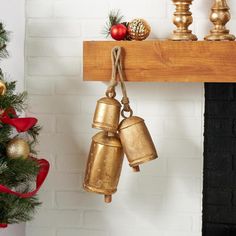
[106,46,133,118]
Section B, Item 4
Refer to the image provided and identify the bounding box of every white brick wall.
[25,0,236,235]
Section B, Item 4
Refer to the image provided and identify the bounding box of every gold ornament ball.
[0,80,6,96]
[6,138,30,159]
[128,19,151,41]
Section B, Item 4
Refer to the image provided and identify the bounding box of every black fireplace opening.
[203,83,236,236]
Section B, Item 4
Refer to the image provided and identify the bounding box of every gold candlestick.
[205,0,235,41]
[169,0,197,41]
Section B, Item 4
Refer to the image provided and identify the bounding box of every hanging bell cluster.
[83,46,158,203]
[84,90,124,203]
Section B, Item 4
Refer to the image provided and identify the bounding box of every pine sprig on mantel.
[103,9,124,37]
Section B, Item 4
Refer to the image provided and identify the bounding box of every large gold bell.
[118,116,157,172]
[93,96,121,132]
[83,131,124,203]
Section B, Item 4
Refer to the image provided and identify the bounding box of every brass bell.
[92,92,121,132]
[118,116,157,172]
[83,131,124,203]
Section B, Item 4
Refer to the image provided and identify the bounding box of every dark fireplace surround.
[203,83,236,236]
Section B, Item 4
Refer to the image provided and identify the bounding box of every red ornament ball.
[110,24,127,41]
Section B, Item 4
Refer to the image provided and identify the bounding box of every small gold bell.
[118,116,157,172]
[83,131,124,203]
[92,92,121,132]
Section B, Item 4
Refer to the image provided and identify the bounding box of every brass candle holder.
[169,0,197,41]
[205,0,235,41]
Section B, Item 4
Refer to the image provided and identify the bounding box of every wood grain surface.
[83,40,236,82]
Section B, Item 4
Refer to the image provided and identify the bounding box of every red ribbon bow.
[0,108,37,132]
[0,158,50,228]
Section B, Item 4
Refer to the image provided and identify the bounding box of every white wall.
[24,0,235,236]
[0,0,25,236]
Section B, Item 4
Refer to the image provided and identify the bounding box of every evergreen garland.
[0,23,42,225]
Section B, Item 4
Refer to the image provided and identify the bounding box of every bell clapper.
[104,195,112,203]
[132,166,140,172]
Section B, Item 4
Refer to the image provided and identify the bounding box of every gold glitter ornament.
[128,19,151,41]
[0,80,6,96]
[6,138,30,159]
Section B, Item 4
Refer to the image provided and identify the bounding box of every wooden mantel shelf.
[83,40,236,82]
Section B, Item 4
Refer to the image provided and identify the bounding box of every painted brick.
[166,177,201,194]
[28,96,81,114]
[206,171,234,188]
[38,191,55,209]
[81,19,109,39]
[206,101,236,118]
[43,171,82,191]
[163,193,202,212]
[55,80,106,95]
[29,209,82,227]
[206,188,232,206]
[26,0,53,18]
[203,223,230,236]
[54,0,109,18]
[118,171,139,193]
[126,82,203,101]
[84,210,192,231]
[56,115,92,134]
[56,191,103,209]
[163,117,202,138]
[158,138,202,157]
[56,154,87,172]
[38,134,91,155]
[204,84,236,233]
[26,114,56,134]
[137,176,167,194]
[57,229,108,236]
[28,19,81,37]
[110,229,166,236]
[138,157,167,176]
[136,100,198,117]
[204,152,232,171]
[28,57,80,76]
[167,158,202,177]
[27,38,82,57]
[26,227,55,236]
[83,210,135,229]
[205,118,233,136]
[204,205,236,224]
[109,0,167,19]
[136,212,193,231]
[26,77,54,95]
[111,192,163,211]
[205,83,235,101]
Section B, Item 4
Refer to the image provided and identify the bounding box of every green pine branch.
[0,23,42,225]
[0,157,40,188]
[0,80,27,112]
[0,23,10,59]
[103,9,124,37]
[0,193,41,224]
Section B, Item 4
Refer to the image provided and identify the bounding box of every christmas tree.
[0,23,49,228]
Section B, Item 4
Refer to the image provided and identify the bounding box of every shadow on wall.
[0,224,25,236]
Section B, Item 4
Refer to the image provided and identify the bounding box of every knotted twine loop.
[106,46,120,98]
[106,46,133,118]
